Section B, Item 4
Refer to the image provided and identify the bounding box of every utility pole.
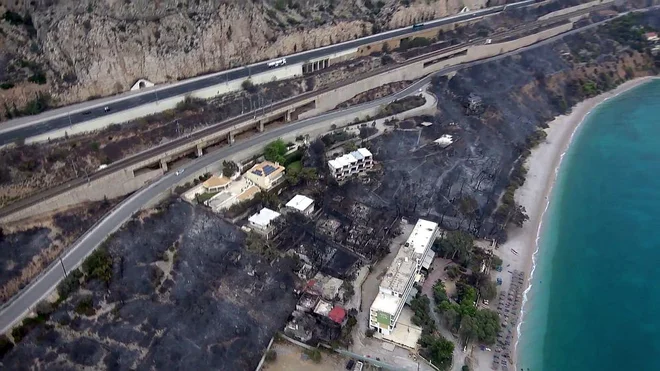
[60,257,68,277]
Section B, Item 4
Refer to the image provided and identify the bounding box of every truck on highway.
[267,58,287,68]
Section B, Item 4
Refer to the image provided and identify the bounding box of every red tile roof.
[328,306,346,324]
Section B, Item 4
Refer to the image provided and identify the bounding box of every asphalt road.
[0,8,622,334]
[0,0,535,145]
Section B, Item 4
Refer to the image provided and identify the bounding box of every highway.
[0,9,630,334]
[0,2,607,220]
[0,0,535,145]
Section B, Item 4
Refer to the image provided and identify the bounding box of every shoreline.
[495,76,658,369]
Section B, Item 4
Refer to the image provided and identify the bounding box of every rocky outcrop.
[0,0,490,116]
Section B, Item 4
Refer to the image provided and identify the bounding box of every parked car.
[346,360,355,370]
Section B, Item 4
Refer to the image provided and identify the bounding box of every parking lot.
[262,341,354,371]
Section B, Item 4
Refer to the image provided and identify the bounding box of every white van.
[267,58,287,68]
[354,361,363,371]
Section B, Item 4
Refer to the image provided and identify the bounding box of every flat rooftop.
[380,219,438,294]
[371,291,402,316]
[248,208,281,227]
[328,147,373,170]
[286,194,314,212]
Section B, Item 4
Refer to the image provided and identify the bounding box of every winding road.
[0,0,535,145]
[0,6,633,337]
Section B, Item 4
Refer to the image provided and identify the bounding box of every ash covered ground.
[0,199,119,304]
[1,201,296,370]
[336,15,658,241]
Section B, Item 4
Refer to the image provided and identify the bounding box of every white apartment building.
[328,148,373,181]
[369,219,439,336]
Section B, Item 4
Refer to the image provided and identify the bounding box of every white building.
[286,195,315,216]
[328,148,373,181]
[434,135,453,148]
[369,219,439,335]
[248,208,281,238]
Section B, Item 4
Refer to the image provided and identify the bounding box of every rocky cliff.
[0,0,494,116]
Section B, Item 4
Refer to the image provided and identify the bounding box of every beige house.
[203,176,231,193]
[244,161,285,191]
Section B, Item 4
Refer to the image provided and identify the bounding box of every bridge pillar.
[228,131,235,145]
[196,145,203,157]
[160,159,168,172]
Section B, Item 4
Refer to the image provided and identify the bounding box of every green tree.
[256,191,280,209]
[438,302,460,332]
[433,279,448,304]
[490,255,503,269]
[343,141,358,152]
[472,309,500,344]
[410,294,436,334]
[222,160,239,177]
[437,230,474,263]
[286,167,301,186]
[82,246,113,283]
[478,280,498,301]
[446,265,461,280]
[419,334,454,370]
[305,348,322,363]
[263,139,287,164]
[299,167,318,184]
[242,78,258,93]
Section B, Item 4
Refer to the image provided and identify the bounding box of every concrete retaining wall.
[4,23,574,223]
[301,22,573,118]
[5,168,162,223]
[27,64,306,144]
[538,0,614,20]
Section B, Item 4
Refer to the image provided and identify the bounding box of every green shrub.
[28,71,47,84]
[305,348,322,363]
[265,349,277,362]
[57,269,83,300]
[74,296,96,316]
[82,246,113,283]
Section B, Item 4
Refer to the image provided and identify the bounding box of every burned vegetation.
[1,201,297,370]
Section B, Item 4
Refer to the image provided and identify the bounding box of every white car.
[175,169,184,176]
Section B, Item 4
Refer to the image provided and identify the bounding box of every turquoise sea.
[517,79,660,371]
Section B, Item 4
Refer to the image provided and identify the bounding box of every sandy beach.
[471,76,658,371]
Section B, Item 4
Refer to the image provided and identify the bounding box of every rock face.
[0,0,491,115]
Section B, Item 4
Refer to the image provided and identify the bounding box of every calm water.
[518,79,660,371]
